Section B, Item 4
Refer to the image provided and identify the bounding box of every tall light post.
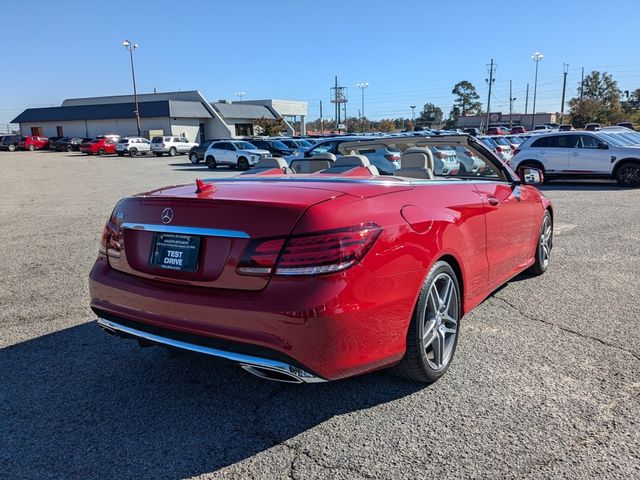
[356,82,368,132]
[410,105,416,124]
[122,40,141,136]
[235,91,246,101]
[531,51,544,129]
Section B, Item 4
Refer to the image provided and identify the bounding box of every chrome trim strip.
[96,318,326,383]
[121,223,250,238]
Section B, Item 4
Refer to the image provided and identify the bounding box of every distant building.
[11,91,307,142]
[457,112,557,130]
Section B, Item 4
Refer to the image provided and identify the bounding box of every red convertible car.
[90,135,553,384]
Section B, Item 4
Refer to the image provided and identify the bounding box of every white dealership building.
[12,91,307,142]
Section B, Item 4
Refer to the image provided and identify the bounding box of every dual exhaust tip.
[97,318,325,384]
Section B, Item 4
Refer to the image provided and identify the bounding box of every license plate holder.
[149,233,201,272]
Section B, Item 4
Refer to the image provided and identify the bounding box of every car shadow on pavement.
[1,322,421,480]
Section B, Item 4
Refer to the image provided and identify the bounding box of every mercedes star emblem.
[161,207,174,224]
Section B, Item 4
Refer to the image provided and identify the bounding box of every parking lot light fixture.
[410,105,416,124]
[531,52,544,129]
[356,83,369,132]
[122,40,141,136]
[235,91,246,100]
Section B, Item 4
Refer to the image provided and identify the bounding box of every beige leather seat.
[396,147,435,179]
[243,157,292,174]
[311,153,337,161]
[322,154,379,175]
[290,159,333,173]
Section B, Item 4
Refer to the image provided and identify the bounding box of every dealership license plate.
[149,233,201,272]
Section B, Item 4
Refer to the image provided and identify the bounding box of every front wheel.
[168,147,177,157]
[98,148,105,155]
[390,261,461,383]
[8,144,16,152]
[190,153,200,164]
[28,145,35,151]
[237,157,250,171]
[528,211,552,276]
[154,152,163,157]
[615,161,640,187]
[130,148,138,156]
[205,155,217,169]
[66,145,73,152]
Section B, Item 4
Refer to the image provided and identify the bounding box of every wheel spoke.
[441,277,454,312]
[433,331,445,367]
[423,322,437,347]
[429,284,441,310]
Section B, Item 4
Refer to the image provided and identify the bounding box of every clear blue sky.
[1,0,639,127]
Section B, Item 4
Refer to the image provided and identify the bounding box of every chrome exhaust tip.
[240,364,305,384]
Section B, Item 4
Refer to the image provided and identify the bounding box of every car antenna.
[195,178,216,194]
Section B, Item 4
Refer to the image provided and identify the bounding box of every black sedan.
[248,139,299,158]
[57,137,91,152]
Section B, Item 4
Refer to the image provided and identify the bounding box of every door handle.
[487,195,500,206]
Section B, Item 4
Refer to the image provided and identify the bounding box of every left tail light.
[98,212,123,260]
[237,223,382,276]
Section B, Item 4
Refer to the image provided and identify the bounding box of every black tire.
[237,157,250,171]
[615,161,640,187]
[205,155,217,169]
[389,261,461,383]
[153,152,162,157]
[190,153,200,164]
[117,152,124,157]
[8,144,16,152]
[66,145,73,152]
[98,148,105,155]
[168,147,177,157]
[129,147,138,156]
[28,144,35,151]
[528,211,552,276]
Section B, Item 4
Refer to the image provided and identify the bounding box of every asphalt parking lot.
[1,150,639,479]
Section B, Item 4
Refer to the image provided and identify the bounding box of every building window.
[56,126,64,137]
[235,124,253,137]
[31,127,43,136]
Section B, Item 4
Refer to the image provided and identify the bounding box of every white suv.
[512,131,640,186]
[150,136,198,156]
[116,137,151,156]
[204,140,270,170]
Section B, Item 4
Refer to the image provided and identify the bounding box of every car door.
[216,142,234,165]
[530,135,570,173]
[569,134,611,173]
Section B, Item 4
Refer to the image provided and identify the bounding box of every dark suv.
[247,139,300,157]
[0,135,22,151]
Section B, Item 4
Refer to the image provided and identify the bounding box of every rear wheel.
[8,144,16,152]
[615,161,640,187]
[390,261,461,383]
[154,152,163,157]
[130,147,138,156]
[205,155,217,169]
[237,157,250,171]
[98,148,105,155]
[117,152,124,157]
[66,145,73,152]
[28,145,35,151]
[168,147,177,157]
[528,211,552,276]
[190,153,200,164]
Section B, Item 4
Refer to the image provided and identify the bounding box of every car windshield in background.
[235,142,257,150]
[599,133,631,147]
[492,137,510,146]
[297,140,313,148]
[151,137,163,142]
[270,140,289,149]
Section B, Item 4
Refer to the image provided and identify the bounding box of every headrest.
[255,157,288,170]
[311,153,337,161]
[401,147,434,170]
[334,154,370,167]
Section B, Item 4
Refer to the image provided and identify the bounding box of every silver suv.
[150,136,198,157]
[512,130,640,186]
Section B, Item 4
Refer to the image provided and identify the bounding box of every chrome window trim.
[121,223,250,238]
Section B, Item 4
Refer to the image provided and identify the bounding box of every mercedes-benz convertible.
[89,135,553,384]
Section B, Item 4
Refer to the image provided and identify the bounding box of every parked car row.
[0,135,50,151]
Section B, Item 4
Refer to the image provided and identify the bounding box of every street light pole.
[531,51,544,129]
[235,91,246,101]
[410,105,416,124]
[356,82,368,132]
[122,40,141,136]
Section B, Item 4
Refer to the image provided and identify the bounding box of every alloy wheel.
[539,215,552,269]
[423,272,459,371]
[619,164,640,187]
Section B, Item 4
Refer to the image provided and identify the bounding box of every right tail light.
[237,223,382,276]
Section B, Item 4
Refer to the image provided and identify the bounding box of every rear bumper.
[89,259,421,380]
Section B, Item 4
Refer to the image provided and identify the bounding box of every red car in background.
[509,126,526,134]
[486,126,509,135]
[19,136,49,151]
[80,136,119,155]
[90,135,553,384]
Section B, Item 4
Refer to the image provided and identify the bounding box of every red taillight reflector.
[237,223,382,276]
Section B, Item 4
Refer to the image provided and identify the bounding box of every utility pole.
[335,76,339,130]
[319,100,323,135]
[410,105,416,123]
[580,67,585,102]
[531,51,544,129]
[509,80,516,128]
[356,82,369,132]
[485,58,496,132]
[122,40,141,136]
[560,63,569,124]
[524,83,529,115]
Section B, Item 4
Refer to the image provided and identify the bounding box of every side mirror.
[597,142,609,149]
[304,150,312,158]
[518,166,544,185]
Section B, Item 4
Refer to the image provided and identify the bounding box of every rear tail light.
[237,223,382,276]
[435,152,447,159]
[384,154,400,161]
[98,213,123,260]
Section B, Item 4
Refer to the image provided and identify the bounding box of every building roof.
[211,102,276,120]
[12,100,211,123]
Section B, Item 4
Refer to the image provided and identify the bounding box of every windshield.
[234,141,257,150]
[598,133,631,147]
[270,140,289,149]
[296,140,313,148]
[618,132,640,144]
[481,138,498,147]
[492,137,510,146]
[151,137,163,142]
